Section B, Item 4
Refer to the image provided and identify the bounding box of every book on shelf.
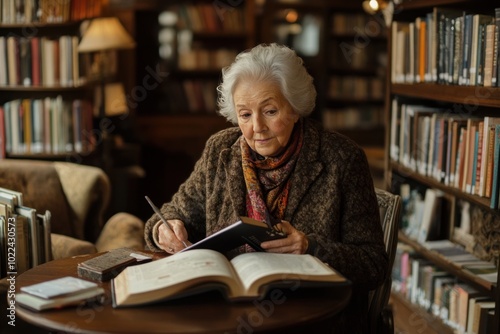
[471,300,496,334]
[482,24,496,86]
[455,283,482,333]
[394,253,495,330]
[0,37,6,85]
[17,276,104,311]
[462,263,498,284]
[494,9,500,86]
[389,100,500,201]
[111,249,349,307]
[466,295,492,333]
[416,188,444,244]
[0,96,95,156]
[1,34,84,88]
[468,14,494,86]
[175,3,245,33]
[0,0,103,24]
[391,6,500,87]
[418,264,449,311]
[490,123,500,208]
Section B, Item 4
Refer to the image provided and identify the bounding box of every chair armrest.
[51,234,97,260]
[95,212,145,252]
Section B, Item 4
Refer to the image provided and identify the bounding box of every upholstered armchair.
[0,159,145,260]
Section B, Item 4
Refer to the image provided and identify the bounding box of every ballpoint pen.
[145,196,188,248]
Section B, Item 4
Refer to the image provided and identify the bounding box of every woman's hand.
[156,219,191,254]
[260,221,308,254]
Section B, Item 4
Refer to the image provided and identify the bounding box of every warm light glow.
[94,82,128,116]
[78,17,136,52]
[369,0,379,11]
[285,10,298,23]
[362,0,389,15]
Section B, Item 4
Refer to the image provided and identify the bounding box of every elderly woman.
[144,43,387,333]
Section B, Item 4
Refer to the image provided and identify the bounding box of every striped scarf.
[240,120,303,223]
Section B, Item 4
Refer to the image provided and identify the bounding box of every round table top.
[13,252,351,334]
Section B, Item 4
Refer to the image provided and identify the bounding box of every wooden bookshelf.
[0,2,104,160]
[386,1,500,333]
[390,292,454,334]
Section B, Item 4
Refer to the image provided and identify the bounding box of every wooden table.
[12,253,352,334]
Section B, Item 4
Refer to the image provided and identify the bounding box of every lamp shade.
[94,82,128,116]
[78,17,135,52]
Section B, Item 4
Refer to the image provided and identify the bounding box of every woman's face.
[233,80,299,157]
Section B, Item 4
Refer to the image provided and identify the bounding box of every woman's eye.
[239,112,251,119]
[265,109,278,116]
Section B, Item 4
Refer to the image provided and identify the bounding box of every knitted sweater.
[144,118,388,332]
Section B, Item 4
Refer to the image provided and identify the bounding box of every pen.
[145,196,188,248]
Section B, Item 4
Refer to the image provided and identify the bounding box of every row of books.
[177,47,237,71]
[0,96,95,158]
[390,101,500,208]
[0,187,51,278]
[399,185,448,244]
[328,76,384,100]
[398,182,494,262]
[392,242,497,334]
[322,106,383,131]
[391,7,500,87]
[0,35,87,87]
[0,0,103,24]
[163,79,218,115]
[331,12,383,37]
[173,3,246,33]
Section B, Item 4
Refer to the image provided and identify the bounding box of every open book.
[111,249,349,307]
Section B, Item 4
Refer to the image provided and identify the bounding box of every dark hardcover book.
[461,14,473,85]
[77,248,153,282]
[19,37,31,86]
[181,216,286,254]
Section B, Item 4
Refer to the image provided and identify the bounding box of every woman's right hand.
[157,219,191,254]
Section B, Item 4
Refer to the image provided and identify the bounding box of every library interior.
[0,0,500,333]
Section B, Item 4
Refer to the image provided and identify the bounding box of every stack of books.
[0,187,51,278]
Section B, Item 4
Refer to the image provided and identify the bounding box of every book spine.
[489,124,500,208]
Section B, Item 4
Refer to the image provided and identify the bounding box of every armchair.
[0,159,145,260]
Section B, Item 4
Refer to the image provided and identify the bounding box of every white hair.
[217,43,317,124]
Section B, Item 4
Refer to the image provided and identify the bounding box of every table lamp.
[78,17,135,172]
[78,16,135,119]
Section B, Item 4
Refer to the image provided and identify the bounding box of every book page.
[116,249,238,297]
[230,253,340,296]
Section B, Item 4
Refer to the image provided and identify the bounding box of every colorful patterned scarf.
[240,119,303,223]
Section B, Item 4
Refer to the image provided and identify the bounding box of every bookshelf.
[386,1,500,333]
[0,0,105,161]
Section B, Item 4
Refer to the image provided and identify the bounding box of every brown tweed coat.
[144,118,388,333]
